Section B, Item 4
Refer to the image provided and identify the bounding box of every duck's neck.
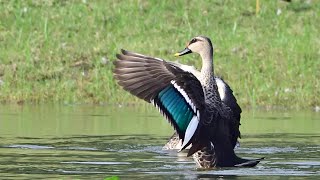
[200,48,222,104]
[200,49,214,87]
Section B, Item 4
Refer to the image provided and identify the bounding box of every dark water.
[0,105,319,179]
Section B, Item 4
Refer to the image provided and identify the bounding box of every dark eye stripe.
[190,38,197,44]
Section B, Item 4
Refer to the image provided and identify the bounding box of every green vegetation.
[0,0,319,109]
[104,176,119,180]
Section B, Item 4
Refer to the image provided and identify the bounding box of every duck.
[113,35,263,168]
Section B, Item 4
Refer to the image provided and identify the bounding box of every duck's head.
[174,36,213,58]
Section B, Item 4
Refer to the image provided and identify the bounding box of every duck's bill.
[174,48,192,57]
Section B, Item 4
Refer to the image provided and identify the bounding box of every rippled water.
[0,105,319,179]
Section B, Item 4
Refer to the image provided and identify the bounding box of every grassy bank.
[0,0,319,109]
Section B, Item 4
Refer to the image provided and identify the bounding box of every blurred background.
[0,0,319,109]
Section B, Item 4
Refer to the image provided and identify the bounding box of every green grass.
[0,0,319,109]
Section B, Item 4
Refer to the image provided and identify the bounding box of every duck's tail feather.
[234,157,264,167]
[210,130,264,167]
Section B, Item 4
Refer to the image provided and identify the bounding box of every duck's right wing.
[113,49,207,153]
[166,61,201,79]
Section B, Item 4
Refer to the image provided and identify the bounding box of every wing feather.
[113,49,206,152]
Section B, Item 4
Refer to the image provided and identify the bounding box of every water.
[0,104,319,179]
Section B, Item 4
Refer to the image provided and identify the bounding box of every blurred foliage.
[0,0,319,109]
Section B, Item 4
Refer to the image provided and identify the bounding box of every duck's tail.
[189,139,264,168]
[234,157,265,167]
[187,125,264,168]
[213,139,264,167]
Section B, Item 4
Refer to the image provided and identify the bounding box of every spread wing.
[215,77,242,148]
[113,49,206,151]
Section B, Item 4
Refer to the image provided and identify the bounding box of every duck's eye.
[190,38,198,44]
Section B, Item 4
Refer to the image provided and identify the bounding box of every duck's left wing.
[113,49,206,152]
[215,77,242,148]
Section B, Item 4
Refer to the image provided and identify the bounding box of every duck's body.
[169,61,241,120]
[113,36,262,168]
[163,76,241,151]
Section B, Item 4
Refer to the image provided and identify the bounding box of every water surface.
[0,105,319,179]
